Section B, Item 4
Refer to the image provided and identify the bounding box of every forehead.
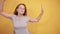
[19,5,25,8]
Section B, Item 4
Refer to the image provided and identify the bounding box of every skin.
[0,0,44,22]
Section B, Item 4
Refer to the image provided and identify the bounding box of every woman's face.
[17,5,25,15]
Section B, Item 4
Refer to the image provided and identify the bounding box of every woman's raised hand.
[41,4,44,14]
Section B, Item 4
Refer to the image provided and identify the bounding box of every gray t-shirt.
[11,15,30,28]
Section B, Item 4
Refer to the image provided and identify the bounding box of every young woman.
[0,0,44,34]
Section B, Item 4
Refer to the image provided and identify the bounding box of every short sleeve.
[10,14,16,19]
[26,16,30,21]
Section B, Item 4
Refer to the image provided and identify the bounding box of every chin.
[21,13,24,14]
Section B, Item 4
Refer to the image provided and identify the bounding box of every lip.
[21,11,24,12]
[21,11,23,12]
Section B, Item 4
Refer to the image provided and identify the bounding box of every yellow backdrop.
[0,0,60,34]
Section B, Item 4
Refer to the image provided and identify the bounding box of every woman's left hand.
[41,4,44,14]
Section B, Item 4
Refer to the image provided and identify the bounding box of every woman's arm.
[0,0,12,18]
[29,5,44,22]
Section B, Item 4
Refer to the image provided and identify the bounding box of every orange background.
[0,0,60,34]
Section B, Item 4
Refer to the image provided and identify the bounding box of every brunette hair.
[14,3,27,16]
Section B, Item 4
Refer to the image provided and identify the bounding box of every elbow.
[36,19,40,22]
[36,19,41,22]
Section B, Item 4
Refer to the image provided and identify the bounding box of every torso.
[11,15,30,28]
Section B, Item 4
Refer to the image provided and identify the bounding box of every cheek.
[22,9,25,12]
[18,10,25,14]
[17,8,25,14]
[17,9,21,12]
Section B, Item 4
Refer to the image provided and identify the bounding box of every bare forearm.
[0,0,5,12]
[29,12,44,22]
[36,12,43,21]
[36,4,44,21]
[29,4,44,22]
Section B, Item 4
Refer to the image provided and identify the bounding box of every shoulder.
[24,16,30,20]
[25,16,30,18]
[11,14,16,17]
[10,14,16,19]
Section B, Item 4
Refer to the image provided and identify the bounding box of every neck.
[17,13,23,17]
